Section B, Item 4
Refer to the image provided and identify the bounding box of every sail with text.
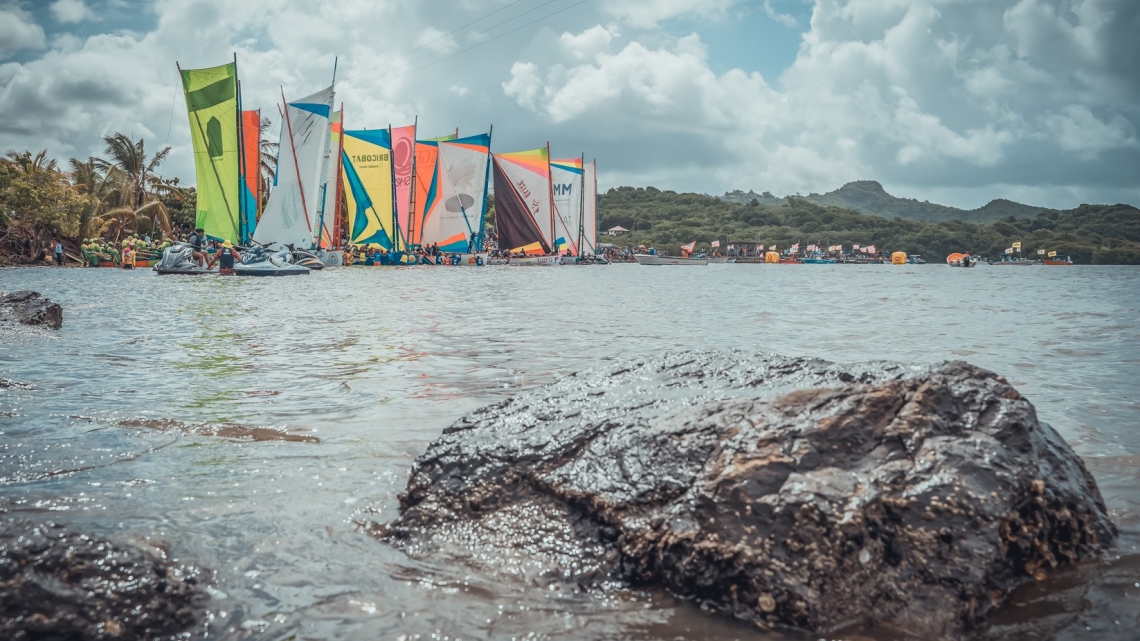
[583,159,598,255]
[253,85,335,249]
[239,109,261,243]
[550,157,583,255]
[492,148,552,255]
[390,124,415,250]
[420,133,491,253]
[340,129,395,249]
[179,62,241,244]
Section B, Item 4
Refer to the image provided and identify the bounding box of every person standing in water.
[52,238,64,266]
[209,240,241,274]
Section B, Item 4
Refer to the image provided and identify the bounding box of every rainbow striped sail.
[493,147,552,254]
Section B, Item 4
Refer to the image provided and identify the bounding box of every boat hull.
[487,256,566,266]
[233,263,311,276]
[633,254,708,265]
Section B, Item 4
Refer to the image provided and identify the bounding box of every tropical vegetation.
[599,187,1140,264]
[0,134,198,264]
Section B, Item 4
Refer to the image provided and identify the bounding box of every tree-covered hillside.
[721,180,1057,224]
[599,186,1140,264]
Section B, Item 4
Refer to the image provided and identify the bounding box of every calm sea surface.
[2,264,1138,640]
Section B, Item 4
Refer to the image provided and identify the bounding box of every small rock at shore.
[383,352,1116,640]
[0,290,62,329]
[0,518,210,641]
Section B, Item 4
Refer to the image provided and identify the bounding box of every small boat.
[908,255,927,264]
[1042,255,1073,266]
[486,255,565,266]
[234,245,310,276]
[707,257,737,264]
[800,257,837,264]
[991,256,1039,266]
[946,253,975,267]
[634,254,708,265]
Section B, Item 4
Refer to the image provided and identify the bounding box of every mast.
[389,124,399,252]
[577,152,585,258]
[315,61,337,250]
[546,141,554,254]
[407,115,418,248]
[280,86,313,238]
[592,159,598,255]
[236,76,246,243]
[332,101,346,248]
[476,124,493,253]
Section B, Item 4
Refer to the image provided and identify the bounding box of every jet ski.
[287,245,325,270]
[233,242,310,276]
[154,242,214,275]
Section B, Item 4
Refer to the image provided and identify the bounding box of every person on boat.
[187,228,207,269]
[52,237,64,266]
[962,251,971,267]
[208,240,241,274]
[467,237,475,254]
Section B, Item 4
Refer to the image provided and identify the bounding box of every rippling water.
[2,264,1138,640]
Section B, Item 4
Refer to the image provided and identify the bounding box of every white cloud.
[763,0,798,28]
[0,5,45,55]
[504,0,1140,207]
[51,0,94,24]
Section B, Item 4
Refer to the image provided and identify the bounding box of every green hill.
[599,186,1140,264]
[721,180,1057,224]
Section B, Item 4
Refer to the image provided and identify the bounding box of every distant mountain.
[721,180,1058,224]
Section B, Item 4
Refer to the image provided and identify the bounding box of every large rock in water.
[0,519,209,640]
[384,353,1116,639]
[0,290,62,329]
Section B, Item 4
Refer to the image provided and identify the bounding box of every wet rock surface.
[384,352,1117,639]
[0,518,210,641]
[0,290,63,329]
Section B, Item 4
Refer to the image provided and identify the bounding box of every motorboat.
[633,254,708,265]
[234,244,310,276]
[1042,255,1073,265]
[153,242,215,275]
[908,255,927,264]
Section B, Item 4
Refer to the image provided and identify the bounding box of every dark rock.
[0,290,63,329]
[1,518,210,641]
[384,352,1116,639]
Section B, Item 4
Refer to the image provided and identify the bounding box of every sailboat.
[416,132,493,264]
[489,146,566,265]
[251,85,336,266]
[176,59,261,248]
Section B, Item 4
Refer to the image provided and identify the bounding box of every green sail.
[180,63,239,243]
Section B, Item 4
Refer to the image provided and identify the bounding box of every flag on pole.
[768,244,776,250]
[682,241,696,253]
[1037,249,1045,255]
[1005,247,1014,254]
[1012,241,1022,249]
[1048,250,1057,257]
[866,245,876,254]
[853,244,861,250]
[711,240,721,248]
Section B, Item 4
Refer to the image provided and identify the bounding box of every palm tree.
[259,116,278,213]
[6,150,58,175]
[68,157,111,238]
[88,133,174,240]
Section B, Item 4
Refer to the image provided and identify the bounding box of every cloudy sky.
[1,0,1137,209]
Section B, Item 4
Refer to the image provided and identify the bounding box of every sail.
[422,133,490,253]
[253,85,335,248]
[583,160,598,254]
[391,124,415,250]
[493,152,549,254]
[493,148,552,252]
[239,109,261,243]
[550,157,583,255]
[340,129,395,249]
[411,140,441,247]
[314,108,342,248]
[180,62,239,243]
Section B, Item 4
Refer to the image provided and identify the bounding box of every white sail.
[253,86,335,249]
[550,158,583,254]
[423,133,491,252]
[583,160,598,254]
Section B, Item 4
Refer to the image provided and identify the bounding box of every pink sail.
[391,124,415,249]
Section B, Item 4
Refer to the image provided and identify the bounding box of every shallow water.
[1,263,1138,640]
